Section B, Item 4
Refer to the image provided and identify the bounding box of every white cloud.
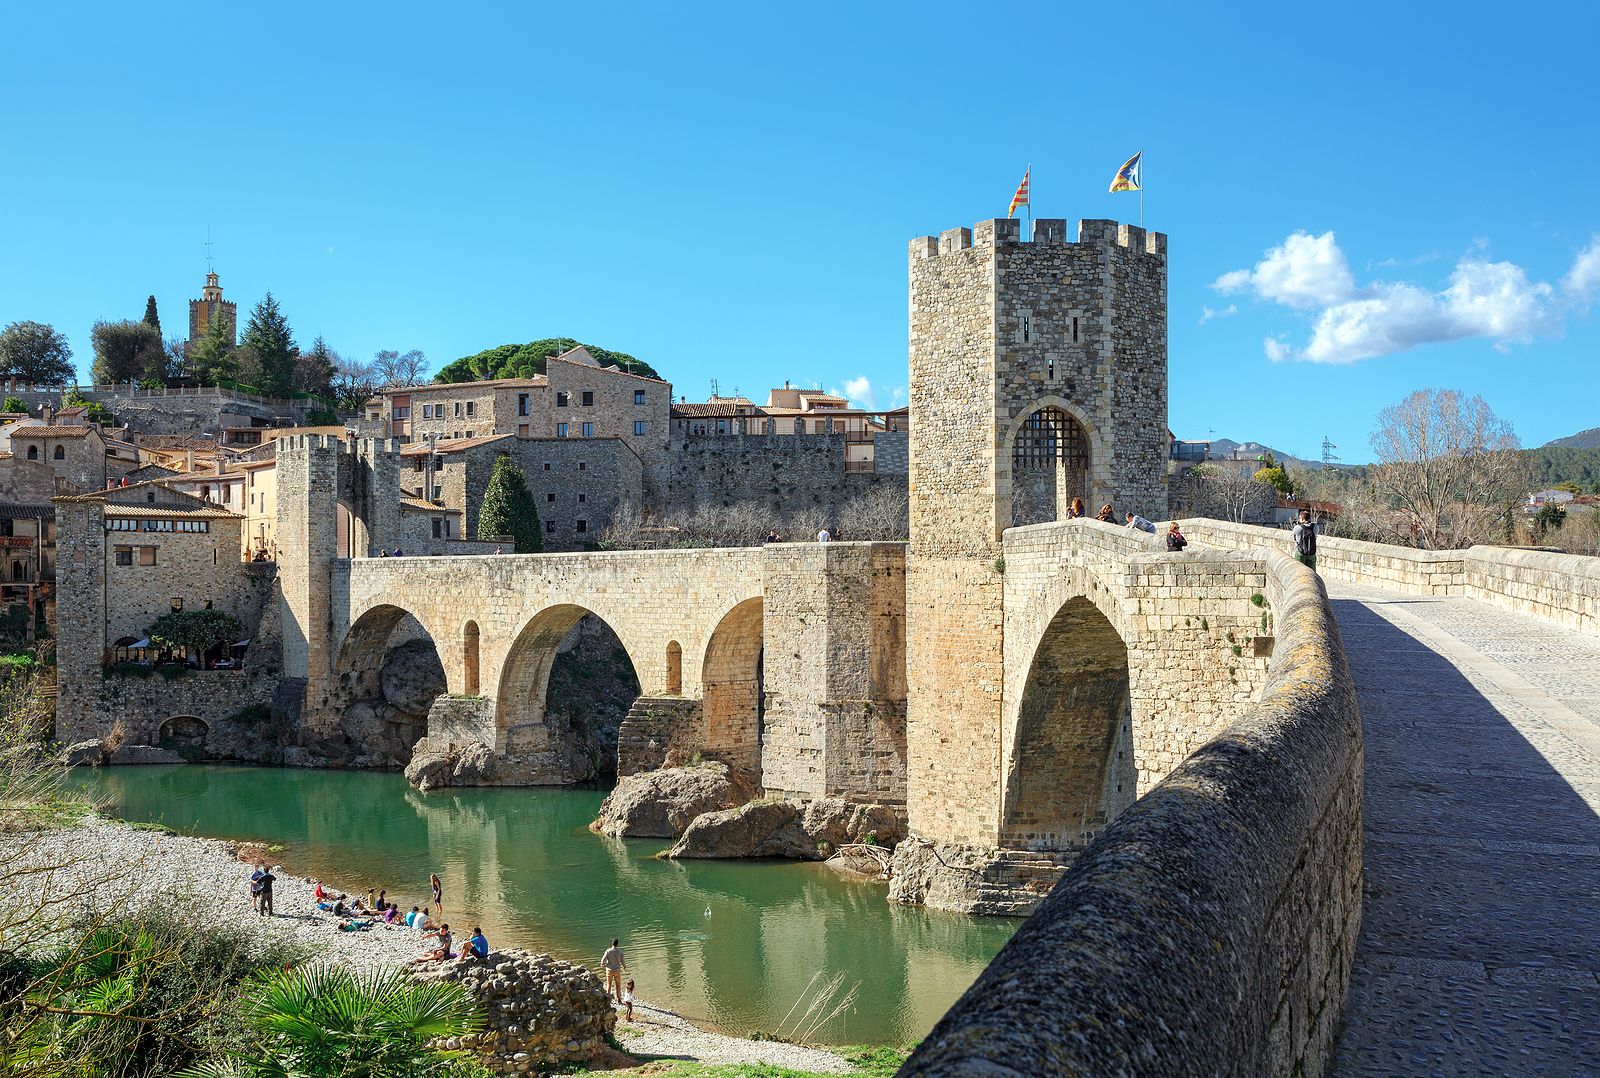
[1212,231,1356,309]
[1564,237,1600,300]
[842,375,877,410]
[1199,304,1238,325]
[1216,230,1589,364]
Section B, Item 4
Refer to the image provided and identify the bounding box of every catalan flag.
[1007,167,1030,218]
[1109,150,1142,193]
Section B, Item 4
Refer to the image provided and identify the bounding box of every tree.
[477,455,541,553]
[1253,465,1294,495]
[143,295,161,335]
[331,353,378,415]
[90,320,165,385]
[372,349,429,387]
[1368,388,1531,549]
[240,293,298,399]
[0,321,75,384]
[1180,463,1277,523]
[186,314,237,386]
[147,609,242,657]
[295,336,337,399]
[183,964,482,1077]
[1553,480,1585,495]
[435,337,659,383]
[2,396,25,414]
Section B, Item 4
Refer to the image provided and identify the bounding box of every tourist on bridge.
[1125,511,1156,534]
[601,938,628,1002]
[1096,503,1116,523]
[1293,509,1318,571]
[1166,521,1188,551]
[816,526,831,542]
[1068,497,1086,519]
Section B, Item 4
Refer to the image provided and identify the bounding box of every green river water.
[69,765,1017,1046]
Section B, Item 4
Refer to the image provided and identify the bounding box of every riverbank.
[12,815,859,1074]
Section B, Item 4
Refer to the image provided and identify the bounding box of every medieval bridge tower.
[904,216,1168,847]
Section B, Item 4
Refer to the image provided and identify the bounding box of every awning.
[127,638,150,649]
[231,639,251,648]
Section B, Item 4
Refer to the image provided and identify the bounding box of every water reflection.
[70,765,1016,1045]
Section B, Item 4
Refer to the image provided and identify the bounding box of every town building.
[670,383,892,472]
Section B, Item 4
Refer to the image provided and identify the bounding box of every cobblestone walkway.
[1328,585,1600,1076]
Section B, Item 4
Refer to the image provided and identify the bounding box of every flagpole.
[1025,163,1032,238]
[1139,152,1145,228]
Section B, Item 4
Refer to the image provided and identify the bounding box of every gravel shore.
[9,816,852,1074]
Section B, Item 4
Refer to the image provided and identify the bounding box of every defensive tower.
[904,216,1168,846]
[187,270,238,349]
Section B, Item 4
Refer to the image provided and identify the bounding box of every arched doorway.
[1000,596,1132,851]
[329,605,446,767]
[1010,405,1091,528]
[665,641,683,695]
[157,715,209,759]
[497,606,640,783]
[701,597,764,777]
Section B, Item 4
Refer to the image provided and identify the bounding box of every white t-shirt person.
[817,529,832,543]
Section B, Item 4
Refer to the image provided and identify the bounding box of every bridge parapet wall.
[1180,518,1600,633]
[908,549,1362,1078]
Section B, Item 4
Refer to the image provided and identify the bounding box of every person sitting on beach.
[405,905,422,928]
[382,905,401,925]
[332,900,348,917]
[467,926,488,960]
[313,880,346,902]
[376,889,389,912]
[409,923,452,964]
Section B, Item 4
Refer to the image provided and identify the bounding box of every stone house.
[9,426,113,495]
[671,384,891,473]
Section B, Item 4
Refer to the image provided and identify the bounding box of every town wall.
[0,386,308,433]
[658,432,894,524]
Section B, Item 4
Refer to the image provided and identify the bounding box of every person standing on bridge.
[1166,521,1188,551]
[1293,509,1318,571]
[816,526,831,543]
[1096,503,1116,523]
[1125,511,1156,534]
[1068,497,1086,519]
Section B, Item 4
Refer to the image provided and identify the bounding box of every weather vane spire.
[205,225,214,273]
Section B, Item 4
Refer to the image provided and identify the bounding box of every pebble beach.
[9,815,853,1074]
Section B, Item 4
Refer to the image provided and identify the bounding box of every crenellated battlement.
[276,433,401,455]
[910,218,1167,260]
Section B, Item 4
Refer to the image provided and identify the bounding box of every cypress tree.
[143,295,161,335]
[477,455,542,553]
[240,292,297,399]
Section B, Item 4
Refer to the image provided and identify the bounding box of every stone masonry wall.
[904,549,1363,1078]
[658,433,892,519]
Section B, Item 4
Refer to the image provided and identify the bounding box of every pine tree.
[477,455,542,553]
[143,295,161,335]
[240,292,297,399]
[298,336,337,399]
[187,312,237,385]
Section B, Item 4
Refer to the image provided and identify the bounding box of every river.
[68,765,1017,1046]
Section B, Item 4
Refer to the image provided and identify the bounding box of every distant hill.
[1205,438,1327,470]
[434,338,660,384]
[1544,428,1600,450]
[1526,445,1600,491]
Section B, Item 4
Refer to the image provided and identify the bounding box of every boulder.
[61,740,107,767]
[591,761,749,838]
[668,800,821,860]
[281,746,331,769]
[108,744,184,766]
[406,741,499,791]
[380,638,447,715]
[800,798,906,849]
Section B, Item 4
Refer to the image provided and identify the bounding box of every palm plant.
[181,964,483,1078]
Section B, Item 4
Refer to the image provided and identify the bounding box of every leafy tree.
[187,314,237,386]
[1253,465,1294,495]
[1553,480,1585,495]
[434,337,659,383]
[295,336,337,399]
[477,455,541,553]
[147,609,242,656]
[91,320,165,384]
[1534,503,1566,538]
[372,348,430,387]
[0,320,75,384]
[182,964,483,1077]
[240,293,298,399]
[143,295,162,335]
[1,396,25,414]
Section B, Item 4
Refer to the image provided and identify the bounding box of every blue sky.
[2,2,1595,463]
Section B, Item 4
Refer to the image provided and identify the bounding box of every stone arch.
[1000,595,1133,851]
[665,640,682,695]
[462,620,480,696]
[998,396,1109,531]
[157,715,208,758]
[494,604,642,779]
[701,597,764,776]
[328,603,446,767]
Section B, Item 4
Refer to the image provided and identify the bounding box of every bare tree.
[1179,464,1276,524]
[1367,388,1530,549]
[372,349,429,388]
[331,353,379,413]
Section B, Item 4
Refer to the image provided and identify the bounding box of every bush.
[1,396,26,414]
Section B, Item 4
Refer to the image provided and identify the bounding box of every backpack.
[1295,523,1317,556]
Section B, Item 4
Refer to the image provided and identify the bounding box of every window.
[137,546,156,566]
[545,520,556,532]
[432,485,442,501]
[421,404,433,418]
[465,402,475,417]
[114,546,133,566]
[581,422,594,437]
[716,420,728,434]
[1072,316,1080,343]
[432,518,442,539]
[108,518,138,532]
[25,446,36,460]
[176,520,210,533]
[170,597,182,611]
[393,406,410,419]
[543,462,551,471]
[794,419,805,433]
[465,430,473,438]
[576,520,587,533]
[578,493,586,503]
[555,392,568,408]
[1021,312,1032,343]
[1047,357,1056,380]
[556,422,568,438]
[634,389,647,405]
[546,492,556,503]
[144,519,174,532]
[578,462,587,471]
[581,391,594,407]
[53,445,64,460]
[518,394,530,417]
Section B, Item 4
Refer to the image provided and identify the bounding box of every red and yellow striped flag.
[1007,168,1030,218]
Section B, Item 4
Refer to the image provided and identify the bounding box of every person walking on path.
[601,938,628,1003]
[249,863,267,914]
[1292,509,1318,570]
[1125,511,1156,534]
[430,873,443,917]
[1166,521,1188,552]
